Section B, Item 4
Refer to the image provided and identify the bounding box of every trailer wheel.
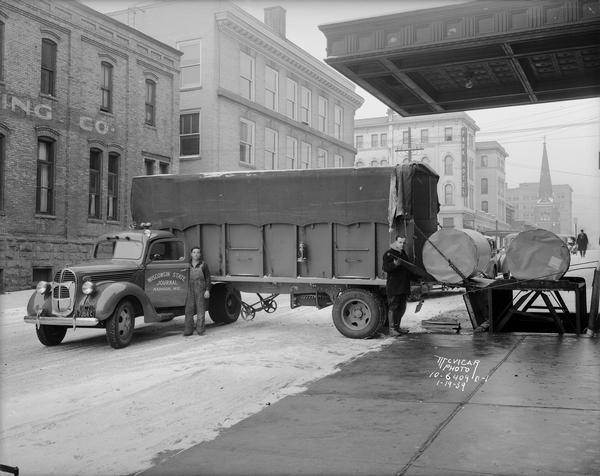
[332,289,385,339]
[36,325,68,346]
[209,284,241,324]
[106,300,135,349]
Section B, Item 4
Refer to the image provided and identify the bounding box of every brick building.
[0,0,181,291]
[107,1,363,173]
[474,141,509,233]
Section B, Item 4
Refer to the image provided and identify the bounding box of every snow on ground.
[0,289,465,476]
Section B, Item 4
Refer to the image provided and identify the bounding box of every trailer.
[131,164,439,339]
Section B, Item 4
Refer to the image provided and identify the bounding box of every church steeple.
[538,137,553,203]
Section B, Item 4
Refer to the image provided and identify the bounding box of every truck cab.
[24,229,193,348]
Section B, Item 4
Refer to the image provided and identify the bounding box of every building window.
[444,127,453,141]
[421,129,428,144]
[300,141,311,169]
[381,159,388,166]
[239,118,254,165]
[178,39,201,89]
[481,178,488,194]
[422,156,430,164]
[335,153,343,167]
[469,158,474,180]
[317,148,327,168]
[334,105,343,140]
[469,185,474,209]
[480,155,488,167]
[180,112,200,157]
[286,136,297,169]
[402,131,409,144]
[265,66,278,111]
[159,162,169,174]
[145,79,156,126]
[239,51,254,101]
[370,159,378,167]
[468,133,473,147]
[444,155,453,175]
[0,21,4,81]
[89,149,102,219]
[318,96,328,133]
[286,78,297,120]
[355,160,364,167]
[40,39,57,96]
[380,133,387,147]
[371,134,378,148]
[107,152,119,220]
[444,184,454,205]
[355,135,363,149]
[265,128,278,169]
[442,217,455,228]
[36,138,54,214]
[481,201,488,212]
[301,87,311,125]
[0,133,4,210]
[144,159,155,175]
[100,61,113,112]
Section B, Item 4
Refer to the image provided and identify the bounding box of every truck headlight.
[82,280,96,295]
[36,281,51,295]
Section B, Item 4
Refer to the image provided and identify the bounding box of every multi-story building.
[506,141,573,235]
[0,0,181,291]
[108,1,363,173]
[474,141,508,233]
[355,110,509,232]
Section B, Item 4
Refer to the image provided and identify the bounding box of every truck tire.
[332,289,385,339]
[106,300,135,349]
[36,325,68,346]
[209,284,241,324]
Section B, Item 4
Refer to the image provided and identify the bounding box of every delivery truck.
[25,164,439,348]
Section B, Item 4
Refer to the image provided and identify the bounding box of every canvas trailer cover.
[131,165,439,288]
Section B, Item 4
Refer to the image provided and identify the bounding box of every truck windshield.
[94,240,143,260]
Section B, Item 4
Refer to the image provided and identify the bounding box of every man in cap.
[382,236,413,336]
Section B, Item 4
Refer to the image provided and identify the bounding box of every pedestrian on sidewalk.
[184,247,211,336]
[382,236,414,337]
[576,229,589,258]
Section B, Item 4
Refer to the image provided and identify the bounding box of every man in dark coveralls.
[382,236,413,336]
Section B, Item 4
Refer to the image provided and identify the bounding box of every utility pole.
[395,126,424,164]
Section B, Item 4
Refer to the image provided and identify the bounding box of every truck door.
[144,239,188,309]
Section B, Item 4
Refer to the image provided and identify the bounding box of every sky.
[85,0,600,243]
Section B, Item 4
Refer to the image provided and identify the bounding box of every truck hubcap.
[118,308,132,336]
[341,299,371,330]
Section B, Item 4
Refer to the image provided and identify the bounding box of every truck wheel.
[106,300,135,349]
[332,289,385,339]
[36,325,68,346]
[209,284,241,324]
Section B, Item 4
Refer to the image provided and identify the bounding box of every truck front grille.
[52,269,77,315]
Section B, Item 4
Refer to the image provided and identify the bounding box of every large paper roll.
[422,228,492,283]
[506,229,570,281]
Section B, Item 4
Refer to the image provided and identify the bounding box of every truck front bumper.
[24,316,100,327]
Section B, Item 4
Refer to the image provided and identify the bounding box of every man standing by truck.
[382,236,413,337]
[184,247,212,336]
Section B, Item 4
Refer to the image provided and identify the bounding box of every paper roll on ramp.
[422,228,492,284]
[506,229,570,281]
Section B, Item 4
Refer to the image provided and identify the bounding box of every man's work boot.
[389,327,401,337]
[196,314,206,335]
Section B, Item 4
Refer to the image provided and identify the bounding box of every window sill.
[179,155,201,161]
[106,219,120,224]
[239,161,256,169]
[180,85,203,92]
[144,123,157,130]
[34,213,56,219]
[99,109,114,117]
[87,218,104,224]
[39,93,57,101]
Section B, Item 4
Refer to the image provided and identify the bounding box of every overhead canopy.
[319,0,600,116]
[131,165,439,230]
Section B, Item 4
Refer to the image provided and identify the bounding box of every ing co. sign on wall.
[1,92,116,135]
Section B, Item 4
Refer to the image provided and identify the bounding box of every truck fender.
[92,281,158,322]
[26,291,52,316]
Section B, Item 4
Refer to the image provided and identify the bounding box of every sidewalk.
[140,332,599,476]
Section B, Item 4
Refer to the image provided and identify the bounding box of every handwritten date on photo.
[429,355,489,391]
